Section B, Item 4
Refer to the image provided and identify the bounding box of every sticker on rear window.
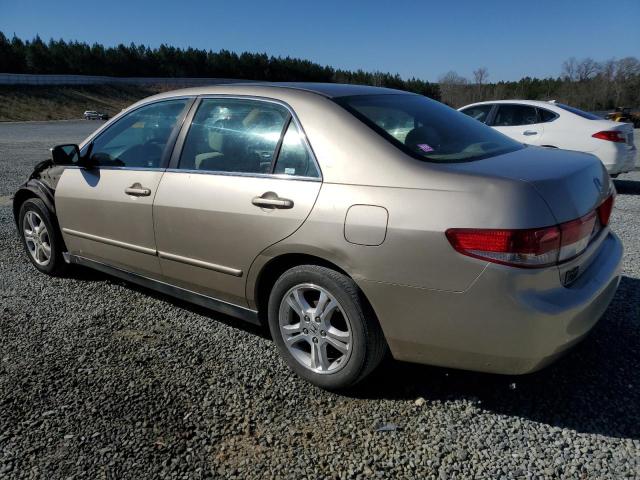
[417,144,434,153]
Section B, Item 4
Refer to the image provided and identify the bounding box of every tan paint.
[56,168,164,278]
[344,205,388,246]
[152,172,321,306]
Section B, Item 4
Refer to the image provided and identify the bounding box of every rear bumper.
[361,232,623,374]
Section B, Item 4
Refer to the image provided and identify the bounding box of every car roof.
[251,82,408,97]
[460,99,558,109]
[148,82,410,100]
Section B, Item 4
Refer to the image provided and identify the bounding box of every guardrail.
[0,73,249,86]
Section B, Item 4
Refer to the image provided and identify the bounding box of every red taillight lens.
[446,196,616,268]
[592,130,626,143]
[597,194,615,226]
[445,226,561,268]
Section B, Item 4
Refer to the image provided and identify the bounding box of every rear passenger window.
[492,105,538,126]
[273,122,320,178]
[537,108,557,123]
[460,105,493,124]
[179,99,289,174]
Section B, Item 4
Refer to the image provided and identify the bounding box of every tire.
[18,198,68,276]
[267,265,387,390]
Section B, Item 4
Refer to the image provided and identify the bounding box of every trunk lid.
[443,145,612,224]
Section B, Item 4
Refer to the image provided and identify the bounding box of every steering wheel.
[118,140,165,168]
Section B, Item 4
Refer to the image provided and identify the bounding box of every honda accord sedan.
[13,83,622,389]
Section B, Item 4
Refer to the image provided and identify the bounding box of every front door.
[56,98,192,277]
[153,97,322,306]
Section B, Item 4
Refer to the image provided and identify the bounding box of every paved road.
[0,121,638,479]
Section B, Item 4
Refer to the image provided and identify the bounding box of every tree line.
[1,33,639,111]
[0,33,439,99]
[439,57,640,110]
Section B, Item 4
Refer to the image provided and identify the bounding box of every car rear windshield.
[555,103,603,120]
[334,94,523,163]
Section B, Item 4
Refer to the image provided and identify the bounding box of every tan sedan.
[14,83,622,389]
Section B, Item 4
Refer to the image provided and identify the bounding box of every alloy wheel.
[23,210,51,266]
[278,283,353,374]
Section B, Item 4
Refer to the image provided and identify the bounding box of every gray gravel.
[1,121,639,479]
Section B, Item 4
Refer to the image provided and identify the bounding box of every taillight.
[446,194,615,268]
[592,130,626,143]
[558,212,596,261]
[445,226,561,268]
[597,194,614,226]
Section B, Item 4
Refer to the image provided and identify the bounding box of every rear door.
[56,98,192,277]
[490,104,544,145]
[153,97,322,307]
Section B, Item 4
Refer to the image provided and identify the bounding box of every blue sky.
[1,0,638,82]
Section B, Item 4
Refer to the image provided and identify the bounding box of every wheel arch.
[12,180,56,225]
[251,252,376,326]
[13,180,66,251]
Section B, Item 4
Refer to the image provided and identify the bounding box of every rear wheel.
[268,265,386,390]
[18,198,67,276]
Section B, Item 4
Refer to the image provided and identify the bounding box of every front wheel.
[268,265,387,390]
[18,198,67,276]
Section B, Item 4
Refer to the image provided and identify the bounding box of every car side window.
[491,105,538,126]
[537,108,558,123]
[179,99,289,174]
[460,105,493,124]
[89,99,189,168]
[273,121,320,178]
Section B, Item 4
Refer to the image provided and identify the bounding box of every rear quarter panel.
[246,174,558,308]
[537,114,595,151]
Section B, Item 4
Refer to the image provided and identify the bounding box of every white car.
[459,100,637,176]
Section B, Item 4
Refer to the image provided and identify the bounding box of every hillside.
[0,85,164,121]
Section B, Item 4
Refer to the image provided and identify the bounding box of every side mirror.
[50,144,80,166]
[51,143,99,169]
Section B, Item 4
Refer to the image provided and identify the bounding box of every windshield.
[335,94,523,163]
[555,103,603,120]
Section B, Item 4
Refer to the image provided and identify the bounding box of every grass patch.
[0,85,167,121]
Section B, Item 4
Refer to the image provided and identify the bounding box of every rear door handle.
[252,192,294,209]
[125,183,151,197]
[523,130,538,136]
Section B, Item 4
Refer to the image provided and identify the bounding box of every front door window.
[89,99,190,168]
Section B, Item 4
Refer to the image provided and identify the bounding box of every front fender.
[12,179,57,225]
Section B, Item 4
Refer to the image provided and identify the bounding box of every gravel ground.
[0,121,639,479]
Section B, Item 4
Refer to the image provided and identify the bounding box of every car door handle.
[252,192,294,209]
[523,130,538,136]
[125,183,152,197]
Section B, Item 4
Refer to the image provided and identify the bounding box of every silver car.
[14,84,622,389]
[83,110,109,120]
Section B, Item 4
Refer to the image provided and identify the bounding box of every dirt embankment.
[0,84,169,121]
